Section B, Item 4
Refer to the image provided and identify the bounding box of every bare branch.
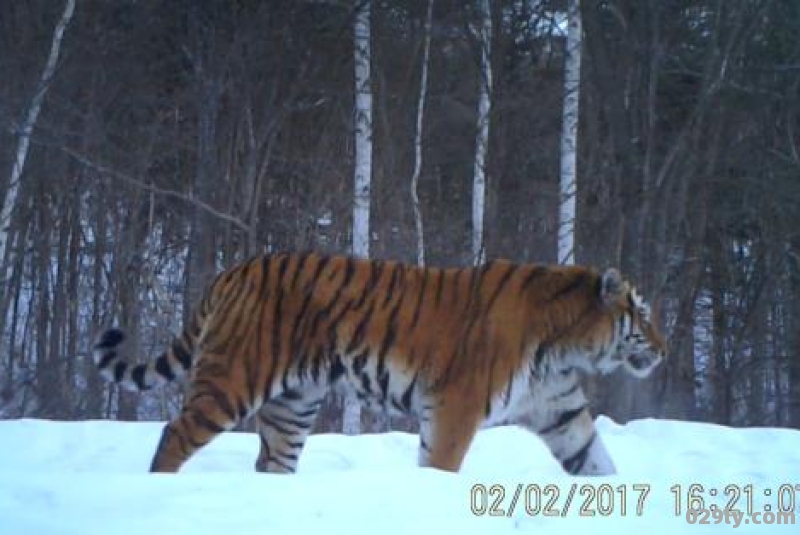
[60,145,252,233]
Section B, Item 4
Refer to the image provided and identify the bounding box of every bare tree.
[472,0,492,265]
[344,0,373,435]
[410,0,434,266]
[0,0,75,272]
[558,0,581,265]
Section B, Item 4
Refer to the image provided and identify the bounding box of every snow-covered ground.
[0,417,798,534]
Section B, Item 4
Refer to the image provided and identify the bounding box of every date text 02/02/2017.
[469,483,652,518]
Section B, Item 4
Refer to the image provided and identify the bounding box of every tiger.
[93,252,666,475]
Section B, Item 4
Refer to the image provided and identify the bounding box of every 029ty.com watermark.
[685,507,795,528]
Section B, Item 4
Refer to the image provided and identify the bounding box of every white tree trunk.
[410,0,434,266]
[558,0,582,265]
[352,0,372,262]
[344,0,372,436]
[472,0,492,265]
[0,0,76,265]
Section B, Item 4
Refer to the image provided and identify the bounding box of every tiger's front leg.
[531,404,616,476]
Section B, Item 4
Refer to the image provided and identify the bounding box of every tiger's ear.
[600,268,624,305]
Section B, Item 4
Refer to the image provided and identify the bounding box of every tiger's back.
[94,252,666,474]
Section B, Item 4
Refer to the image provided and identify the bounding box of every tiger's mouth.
[623,351,662,378]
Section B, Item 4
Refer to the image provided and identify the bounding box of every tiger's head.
[592,268,667,378]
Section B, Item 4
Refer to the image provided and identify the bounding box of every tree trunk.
[557,0,581,265]
[472,0,492,265]
[33,193,55,417]
[344,0,373,435]
[85,183,108,418]
[410,0,434,267]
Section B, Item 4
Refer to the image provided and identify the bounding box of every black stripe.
[293,406,320,419]
[547,274,587,303]
[486,264,517,310]
[172,340,193,369]
[434,269,445,307]
[341,257,356,288]
[307,259,356,337]
[539,405,587,435]
[549,382,581,401]
[254,257,274,401]
[355,260,383,309]
[113,361,127,382]
[264,412,314,431]
[352,350,370,375]
[485,359,496,417]
[277,253,291,280]
[324,301,355,362]
[520,266,548,292]
[382,263,402,307]
[390,396,405,412]
[275,450,299,462]
[290,255,331,373]
[131,365,149,390]
[464,264,485,311]
[190,381,237,422]
[270,457,296,472]
[282,389,303,401]
[450,268,464,306]
[400,374,417,411]
[154,355,176,381]
[235,394,249,420]
[328,355,346,383]
[561,433,596,474]
[312,255,332,285]
[289,252,311,290]
[345,302,376,355]
[189,410,226,434]
[377,370,390,401]
[534,343,549,369]
[95,328,124,349]
[272,283,286,363]
[360,372,373,395]
[258,414,297,436]
[409,269,428,331]
[98,351,116,370]
[377,310,398,358]
[503,372,514,406]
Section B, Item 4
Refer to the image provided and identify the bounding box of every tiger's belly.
[335,355,421,417]
[481,368,581,430]
[331,354,581,430]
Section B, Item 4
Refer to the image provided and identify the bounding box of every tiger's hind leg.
[254,386,326,473]
[149,356,245,472]
[531,405,616,476]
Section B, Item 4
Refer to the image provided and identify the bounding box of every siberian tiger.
[94,252,666,475]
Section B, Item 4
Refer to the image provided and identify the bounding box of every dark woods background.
[1,0,799,431]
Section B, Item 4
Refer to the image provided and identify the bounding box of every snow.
[0,417,798,534]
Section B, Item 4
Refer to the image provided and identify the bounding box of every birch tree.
[557,0,581,265]
[410,0,434,266]
[344,0,373,435]
[0,0,76,269]
[472,0,492,265]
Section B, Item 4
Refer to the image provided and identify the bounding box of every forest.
[0,0,798,432]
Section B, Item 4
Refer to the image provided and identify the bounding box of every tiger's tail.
[93,323,198,392]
